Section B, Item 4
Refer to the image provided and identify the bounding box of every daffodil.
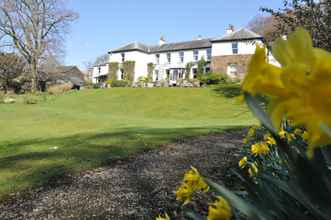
[183,166,209,192]
[176,183,193,205]
[251,143,270,156]
[278,129,286,139]
[303,131,310,141]
[238,156,248,168]
[248,163,259,177]
[156,213,170,220]
[264,134,276,145]
[176,167,209,205]
[242,27,331,158]
[294,128,302,135]
[207,196,232,220]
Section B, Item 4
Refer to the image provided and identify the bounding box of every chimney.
[159,36,166,46]
[226,24,235,34]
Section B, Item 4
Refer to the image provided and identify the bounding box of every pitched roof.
[111,42,151,53]
[110,28,262,53]
[212,28,263,42]
[110,39,212,54]
[47,66,85,86]
[151,39,212,53]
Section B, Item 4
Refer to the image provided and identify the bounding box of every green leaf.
[244,92,277,135]
[184,210,204,220]
[205,178,269,220]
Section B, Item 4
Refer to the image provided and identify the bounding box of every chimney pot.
[226,24,235,34]
[159,36,166,46]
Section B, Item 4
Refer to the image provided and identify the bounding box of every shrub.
[201,72,230,85]
[110,80,130,87]
[23,95,39,104]
[48,83,73,95]
[213,83,241,98]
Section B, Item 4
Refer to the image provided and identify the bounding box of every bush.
[213,83,241,98]
[48,83,73,95]
[200,72,230,85]
[110,80,131,87]
[23,95,39,104]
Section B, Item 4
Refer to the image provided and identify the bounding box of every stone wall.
[211,54,252,79]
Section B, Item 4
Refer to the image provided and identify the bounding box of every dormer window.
[167,53,171,64]
[193,50,199,61]
[98,67,101,74]
[121,53,125,62]
[232,43,238,54]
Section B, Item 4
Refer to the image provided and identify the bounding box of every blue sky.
[65,0,282,69]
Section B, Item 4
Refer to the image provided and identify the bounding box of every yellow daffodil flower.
[302,131,310,141]
[207,196,232,220]
[287,133,296,142]
[156,213,170,220]
[248,163,259,177]
[238,156,248,168]
[175,183,193,205]
[176,167,209,205]
[264,134,276,145]
[294,128,302,135]
[278,129,286,139]
[183,166,209,192]
[251,143,270,156]
[242,27,331,158]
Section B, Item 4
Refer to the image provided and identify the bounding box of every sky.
[65,0,283,69]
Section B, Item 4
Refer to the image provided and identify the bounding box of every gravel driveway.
[0,130,244,220]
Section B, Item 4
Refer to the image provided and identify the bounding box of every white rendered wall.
[212,40,263,56]
[92,64,109,83]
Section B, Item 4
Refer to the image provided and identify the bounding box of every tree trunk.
[30,59,38,93]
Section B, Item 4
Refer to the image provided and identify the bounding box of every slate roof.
[212,28,263,42]
[47,66,85,86]
[110,39,212,54]
[151,39,212,53]
[111,42,151,53]
[110,28,262,54]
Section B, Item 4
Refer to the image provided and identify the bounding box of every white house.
[92,26,265,85]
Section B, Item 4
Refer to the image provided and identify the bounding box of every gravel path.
[0,130,244,220]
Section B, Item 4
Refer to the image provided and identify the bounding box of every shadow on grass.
[0,126,245,199]
[212,83,242,98]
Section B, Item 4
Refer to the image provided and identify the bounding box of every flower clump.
[242,27,331,157]
[176,166,209,205]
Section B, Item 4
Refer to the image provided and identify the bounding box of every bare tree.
[247,15,279,43]
[262,0,331,51]
[0,52,25,93]
[0,0,78,92]
[94,53,109,66]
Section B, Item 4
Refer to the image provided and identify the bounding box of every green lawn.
[0,87,255,199]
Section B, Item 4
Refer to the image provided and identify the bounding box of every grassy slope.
[0,88,255,198]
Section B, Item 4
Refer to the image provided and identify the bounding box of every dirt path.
[0,130,244,220]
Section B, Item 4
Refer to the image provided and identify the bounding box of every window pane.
[194,50,199,61]
[179,51,184,63]
[232,43,238,54]
[167,53,171,64]
[206,48,212,60]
